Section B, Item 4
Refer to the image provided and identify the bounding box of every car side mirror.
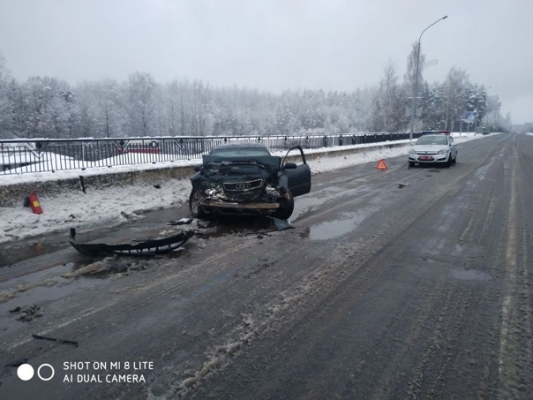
[194,165,202,172]
[283,162,297,169]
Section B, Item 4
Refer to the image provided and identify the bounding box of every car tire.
[189,189,206,219]
[408,161,415,168]
[446,154,453,167]
[274,189,294,220]
[453,154,457,165]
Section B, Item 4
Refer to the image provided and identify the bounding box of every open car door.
[282,146,311,197]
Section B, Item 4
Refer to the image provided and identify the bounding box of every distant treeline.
[0,52,509,139]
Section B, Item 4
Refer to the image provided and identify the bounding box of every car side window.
[283,146,307,167]
[449,137,454,144]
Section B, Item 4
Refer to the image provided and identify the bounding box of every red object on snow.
[376,159,388,170]
[28,191,43,214]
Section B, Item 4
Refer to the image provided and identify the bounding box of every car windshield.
[210,148,270,157]
[416,136,448,146]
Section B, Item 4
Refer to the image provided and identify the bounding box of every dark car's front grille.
[223,179,263,192]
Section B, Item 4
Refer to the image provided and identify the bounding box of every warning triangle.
[376,159,387,170]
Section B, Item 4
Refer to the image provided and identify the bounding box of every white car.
[408,134,457,167]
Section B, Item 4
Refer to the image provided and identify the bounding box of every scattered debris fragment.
[10,305,42,322]
[32,334,78,347]
[241,232,273,238]
[168,217,194,226]
[267,216,295,231]
[154,184,161,189]
[398,183,409,189]
[68,228,194,257]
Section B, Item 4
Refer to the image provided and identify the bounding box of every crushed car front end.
[189,156,289,218]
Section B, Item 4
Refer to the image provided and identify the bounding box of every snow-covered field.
[0,133,487,244]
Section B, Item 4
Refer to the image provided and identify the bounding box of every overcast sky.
[0,0,532,124]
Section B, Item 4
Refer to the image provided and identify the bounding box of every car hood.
[195,155,281,185]
[412,145,448,152]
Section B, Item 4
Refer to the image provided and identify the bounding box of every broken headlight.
[265,184,280,197]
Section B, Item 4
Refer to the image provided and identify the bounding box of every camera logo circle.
[17,364,34,381]
[37,364,55,381]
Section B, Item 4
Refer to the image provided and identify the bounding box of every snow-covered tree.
[126,72,157,136]
[371,62,405,132]
[0,54,11,138]
[443,67,468,130]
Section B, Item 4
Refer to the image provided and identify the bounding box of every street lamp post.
[484,87,492,127]
[409,16,448,139]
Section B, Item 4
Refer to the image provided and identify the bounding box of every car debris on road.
[68,228,194,257]
[168,217,194,225]
[32,334,78,347]
[10,305,42,322]
[267,216,295,231]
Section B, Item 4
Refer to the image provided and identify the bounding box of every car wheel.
[453,154,457,164]
[189,189,206,219]
[408,161,415,168]
[444,153,452,167]
[274,189,294,220]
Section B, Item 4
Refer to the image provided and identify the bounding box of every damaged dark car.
[189,143,311,219]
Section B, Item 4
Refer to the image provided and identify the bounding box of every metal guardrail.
[0,133,421,175]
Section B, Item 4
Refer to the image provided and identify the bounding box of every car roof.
[419,134,449,138]
[212,142,268,150]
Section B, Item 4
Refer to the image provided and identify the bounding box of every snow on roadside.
[0,132,490,244]
[0,180,192,243]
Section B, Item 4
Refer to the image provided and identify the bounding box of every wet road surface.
[1,133,532,399]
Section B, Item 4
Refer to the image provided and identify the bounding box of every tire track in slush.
[497,142,533,398]
[437,170,506,399]
[366,279,446,400]
[380,183,493,399]
[499,152,519,397]
[410,143,509,399]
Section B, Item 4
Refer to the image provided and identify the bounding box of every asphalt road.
[1,133,532,400]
